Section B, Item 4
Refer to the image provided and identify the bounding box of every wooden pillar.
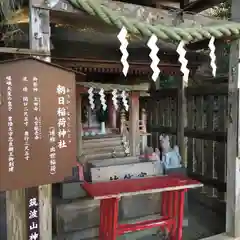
[108,95,117,129]
[129,91,139,156]
[76,92,84,179]
[29,3,52,240]
[6,189,27,240]
[177,77,186,164]
[226,0,240,237]
[5,3,52,240]
[76,93,82,157]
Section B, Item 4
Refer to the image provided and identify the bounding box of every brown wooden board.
[26,187,40,240]
[0,58,80,191]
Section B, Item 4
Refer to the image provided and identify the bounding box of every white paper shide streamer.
[88,87,95,110]
[121,90,129,111]
[112,89,118,110]
[99,88,107,111]
[208,36,217,77]
[147,34,160,82]
[177,41,189,84]
[118,27,129,76]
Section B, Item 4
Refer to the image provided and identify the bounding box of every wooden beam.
[182,0,223,13]
[180,0,189,9]
[30,0,218,26]
[226,0,240,237]
[76,82,150,92]
[0,47,50,56]
[29,2,52,240]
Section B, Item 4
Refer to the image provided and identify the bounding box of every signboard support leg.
[6,189,27,240]
[29,2,52,240]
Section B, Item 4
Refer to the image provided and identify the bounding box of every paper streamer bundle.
[118,27,129,76]
[88,87,95,109]
[147,34,160,82]
[112,89,118,110]
[208,36,217,77]
[176,41,189,84]
[99,88,107,111]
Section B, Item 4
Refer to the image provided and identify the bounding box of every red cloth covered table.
[82,175,202,240]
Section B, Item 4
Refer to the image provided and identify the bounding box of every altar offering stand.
[82,175,203,240]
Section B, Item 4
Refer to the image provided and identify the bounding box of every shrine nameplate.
[0,58,78,191]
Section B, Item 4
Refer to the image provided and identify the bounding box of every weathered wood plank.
[6,189,27,240]
[148,126,226,142]
[91,162,160,182]
[226,0,240,236]
[29,3,52,239]
[194,96,204,174]
[187,96,194,173]
[88,156,140,167]
[129,92,140,156]
[177,78,187,162]
[186,84,228,96]
[214,96,227,200]
[184,129,226,142]
[204,95,214,196]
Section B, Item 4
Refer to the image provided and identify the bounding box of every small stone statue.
[159,134,182,169]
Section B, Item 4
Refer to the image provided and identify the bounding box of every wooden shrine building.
[1,0,240,240]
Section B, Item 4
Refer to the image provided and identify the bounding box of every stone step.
[83,144,124,155]
[83,134,122,143]
[82,139,122,149]
[88,156,140,168]
[85,151,126,162]
[54,209,167,240]
[90,161,159,182]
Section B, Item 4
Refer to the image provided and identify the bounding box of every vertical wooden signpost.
[0,58,77,240]
[28,2,52,239]
[226,0,240,238]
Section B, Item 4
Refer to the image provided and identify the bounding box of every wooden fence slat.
[204,95,215,196]
[187,96,194,173]
[195,96,204,175]
[140,85,228,206]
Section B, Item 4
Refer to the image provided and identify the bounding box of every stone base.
[200,233,240,240]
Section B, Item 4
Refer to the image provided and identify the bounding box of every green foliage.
[211,1,231,19]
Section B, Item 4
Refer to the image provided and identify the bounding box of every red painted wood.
[100,198,119,240]
[82,175,200,198]
[170,191,179,240]
[117,217,173,235]
[176,190,185,240]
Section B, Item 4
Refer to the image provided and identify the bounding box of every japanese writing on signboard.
[27,188,40,240]
[0,58,77,191]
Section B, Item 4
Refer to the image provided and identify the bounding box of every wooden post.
[29,2,52,240]
[5,3,52,240]
[226,0,240,237]
[177,77,186,164]
[76,93,82,157]
[129,91,139,156]
[6,190,27,240]
[108,95,117,129]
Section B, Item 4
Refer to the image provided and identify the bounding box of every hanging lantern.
[176,41,189,85]
[208,36,217,77]
[88,87,95,110]
[147,34,160,82]
[99,88,107,111]
[112,89,118,110]
[117,26,129,76]
[121,90,129,111]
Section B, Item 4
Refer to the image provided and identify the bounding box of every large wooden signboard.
[0,58,78,191]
